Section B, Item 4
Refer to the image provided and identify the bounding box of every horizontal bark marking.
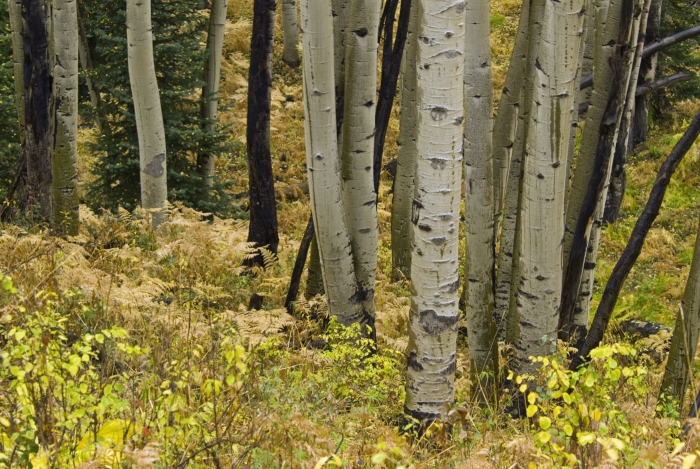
[419,309,459,335]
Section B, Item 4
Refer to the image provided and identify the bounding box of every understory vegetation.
[3,0,700,466]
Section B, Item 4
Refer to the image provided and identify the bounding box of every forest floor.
[2,0,700,466]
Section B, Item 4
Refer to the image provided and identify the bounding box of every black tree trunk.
[245,0,279,267]
[22,0,52,221]
[632,0,662,147]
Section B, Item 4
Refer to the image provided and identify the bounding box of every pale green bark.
[574,0,648,327]
[127,0,168,228]
[463,0,499,398]
[340,0,380,317]
[332,0,349,98]
[198,0,228,187]
[8,0,24,145]
[514,0,585,374]
[494,0,546,339]
[661,220,700,412]
[391,1,419,281]
[301,0,364,326]
[281,0,300,67]
[404,0,464,422]
[51,0,79,236]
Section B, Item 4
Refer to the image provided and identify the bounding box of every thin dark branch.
[373,0,412,192]
[580,24,700,91]
[635,71,691,96]
[285,215,314,316]
[571,106,700,369]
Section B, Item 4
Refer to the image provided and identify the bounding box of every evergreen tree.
[80,0,236,216]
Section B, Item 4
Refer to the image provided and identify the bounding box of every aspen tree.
[127,0,168,228]
[51,0,79,235]
[513,0,585,373]
[463,0,499,396]
[390,0,418,281]
[403,0,464,422]
[78,15,101,131]
[8,0,24,147]
[281,0,300,67]
[198,0,228,186]
[301,0,365,327]
[340,0,381,320]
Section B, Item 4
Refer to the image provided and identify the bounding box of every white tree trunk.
[390,0,419,281]
[281,0,300,67]
[51,0,79,235]
[514,0,585,373]
[301,0,364,326]
[198,0,228,187]
[404,0,464,422]
[127,0,168,228]
[339,0,381,320]
[463,0,499,395]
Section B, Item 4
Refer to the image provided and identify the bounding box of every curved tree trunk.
[51,0,79,235]
[301,0,364,326]
[281,0,300,67]
[339,0,381,321]
[513,0,585,374]
[22,0,53,221]
[245,0,279,265]
[403,0,463,423]
[463,0,499,400]
[390,0,418,281]
[127,0,168,229]
[197,0,229,187]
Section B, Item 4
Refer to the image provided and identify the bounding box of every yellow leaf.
[578,432,596,446]
[519,384,528,393]
[0,417,10,428]
[528,392,538,405]
[683,454,697,469]
[564,424,573,436]
[592,408,601,421]
[672,442,686,457]
[526,404,538,418]
[539,416,551,430]
[538,431,551,443]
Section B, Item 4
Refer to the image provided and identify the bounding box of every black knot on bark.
[353,27,368,37]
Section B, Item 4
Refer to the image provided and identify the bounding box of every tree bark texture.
[301,0,365,327]
[631,0,661,146]
[305,235,325,298]
[127,0,168,228]
[390,0,419,281]
[8,0,25,146]
[494,0,545,341]
[403,0,464,422]
[661,212,700,413]
[559,0,645,343]
[285,215,314,315]
[281,0,300,66]
[22,0,53,221]
[246,0,279,264]
[572,106,700,369]
[463,0,499,397]
[513,0,586,374]
[198,0,229,186]
[51,0,79,236]
[339,0,381,320]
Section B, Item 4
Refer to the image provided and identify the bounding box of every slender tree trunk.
[198,0,229,187]
[77,14,101,131]
[463,0,499,400]
[281,0,300,67]
[301,0,365,326]
[632,0,661,146]
[285,215,314,314]
[403,0,464,423]
[245,0,279,265]
[51,0,79,235]
[305,235,325,298]
[332,0,349,135]
[127,0,168,228]
[339,0,381,327]
[8,0,25,147]
[22,0,53,221]
[390,0,418,281]
[512,0,585,374]
[661,214,700,414]
[494,0,544,342]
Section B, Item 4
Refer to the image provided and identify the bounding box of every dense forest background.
[3,0,700,466]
